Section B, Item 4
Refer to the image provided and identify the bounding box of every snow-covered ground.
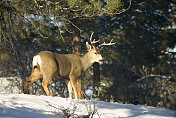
[0,77,175,118]
[0,77,22,94]
[0,94,175,118]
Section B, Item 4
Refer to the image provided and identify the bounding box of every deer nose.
[99,59,103,64]
[98,56,103,64]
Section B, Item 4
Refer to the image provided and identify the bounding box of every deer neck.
[80,53,93,71]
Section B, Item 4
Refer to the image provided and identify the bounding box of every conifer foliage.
[0,0,175,110]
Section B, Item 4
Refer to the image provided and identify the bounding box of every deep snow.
[0,94,175,118]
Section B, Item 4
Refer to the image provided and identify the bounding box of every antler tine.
[91,39,100,44]
[98,39,116,47]
[89,32,94,43]
[89,32,100,45]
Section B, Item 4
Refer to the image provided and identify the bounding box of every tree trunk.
[93,62,100,87]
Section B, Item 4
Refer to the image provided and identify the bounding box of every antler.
[88,32,115,49]
[98,39,116,48]
[89,32,100,45]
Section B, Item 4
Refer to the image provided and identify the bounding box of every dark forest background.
[0,0,176,110]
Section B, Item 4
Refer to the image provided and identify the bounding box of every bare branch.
[50,18,65,41]
[114,0,132,15]
[136,74,169,82]
[67,19,82,33]
[58,27,65,41]
[24,17,48,39]
[2,32,16,55]
[63,23,74,34]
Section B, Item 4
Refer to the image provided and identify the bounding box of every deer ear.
[86,42,91,51]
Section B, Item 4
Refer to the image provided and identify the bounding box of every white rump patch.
[32,55,42,67]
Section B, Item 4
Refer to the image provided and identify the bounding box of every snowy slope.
[0,94,175,118]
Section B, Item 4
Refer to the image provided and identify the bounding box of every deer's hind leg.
[24,68,42,94]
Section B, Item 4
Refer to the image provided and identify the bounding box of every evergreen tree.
[0,0,175,110]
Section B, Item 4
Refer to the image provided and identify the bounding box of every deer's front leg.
[24,69,42,94]
[77,78,84,99]
[65,79,73,99]
[42,75,52,96]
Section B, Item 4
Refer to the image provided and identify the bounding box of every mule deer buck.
[24,33,115,99]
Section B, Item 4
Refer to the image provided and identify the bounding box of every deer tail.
[32,55,42,69]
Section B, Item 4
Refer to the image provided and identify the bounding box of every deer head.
[85,42,103,64]
[83,32,115,65]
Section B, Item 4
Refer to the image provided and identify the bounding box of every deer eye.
[95,52,98,54]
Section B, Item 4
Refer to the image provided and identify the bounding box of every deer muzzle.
[99,59,103,64]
